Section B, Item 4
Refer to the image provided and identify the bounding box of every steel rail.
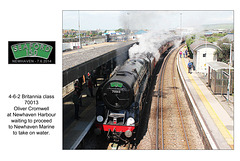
[157,44,186,150]
[172,47,190,149]
[156,46,178,149]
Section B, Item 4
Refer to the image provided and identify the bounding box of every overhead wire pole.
[78,11,82,49]
[127,12,130,41]
[180,12,182,41]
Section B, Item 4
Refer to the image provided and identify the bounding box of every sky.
[62,10,233,31]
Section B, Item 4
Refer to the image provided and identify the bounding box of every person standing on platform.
[179,51,182,58]
[78,76,83,90]
[91,70,97,87]
[72,90,82,120]
[88,77,94,97]
[74,80,81,95]
[187,61,193,74]
[185,49,188,58]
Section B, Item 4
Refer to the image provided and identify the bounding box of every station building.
[190,40,221,74]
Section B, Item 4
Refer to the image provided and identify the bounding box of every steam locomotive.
[95,36,183,143]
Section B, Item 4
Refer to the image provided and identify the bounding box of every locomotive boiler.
[95,58,152,142]
[95,36,183,143]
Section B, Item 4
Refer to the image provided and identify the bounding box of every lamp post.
[223,43,232,102]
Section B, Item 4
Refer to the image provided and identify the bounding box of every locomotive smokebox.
[102,59,145,111]
[102,79,134,111]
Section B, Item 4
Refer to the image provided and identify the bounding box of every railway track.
[158,44,205,149]
[137,44,205,150]
[157,44,190,149]
[107,142,133,150]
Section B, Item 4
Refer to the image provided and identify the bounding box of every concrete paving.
[177,46,234,149]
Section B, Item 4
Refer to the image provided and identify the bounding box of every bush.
[214,38,231,63]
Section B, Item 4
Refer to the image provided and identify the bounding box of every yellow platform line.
[181,57,234,149]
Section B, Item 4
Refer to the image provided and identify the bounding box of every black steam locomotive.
[95,36,182,143]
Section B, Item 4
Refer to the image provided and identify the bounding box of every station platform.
[177,46,234,149]
[63,82,99,150]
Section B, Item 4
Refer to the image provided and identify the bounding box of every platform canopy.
[207,61,234,71]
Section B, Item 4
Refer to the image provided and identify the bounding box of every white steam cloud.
[119,11,180,31]
[119,11,183,60]
[129,31,181,60]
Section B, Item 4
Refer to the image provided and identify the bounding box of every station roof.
[207,61,234,71]
[218,33,234,42]
[62,41,136,87]
[190,40,221,52]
